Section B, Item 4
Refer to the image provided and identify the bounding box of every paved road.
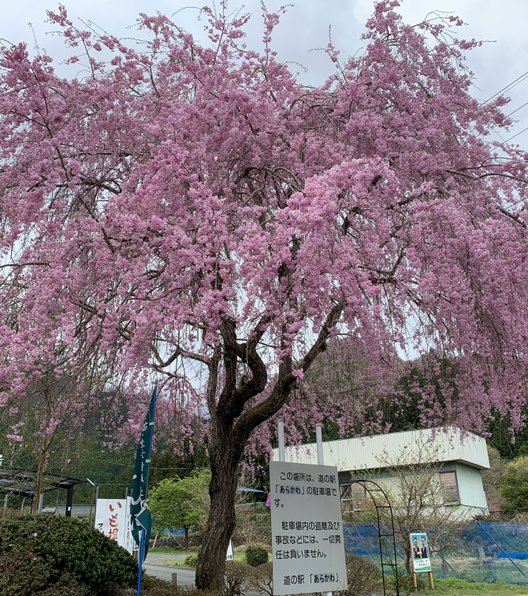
[144,562,196,586]
[144,556,264,595]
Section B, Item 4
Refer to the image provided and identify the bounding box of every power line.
[506,100,528,118]
[505,126,528,143]
[483,70,528,105]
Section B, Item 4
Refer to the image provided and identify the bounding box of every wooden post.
[412,571,418,592]
[171,573,178,586]
[428,571,434,590]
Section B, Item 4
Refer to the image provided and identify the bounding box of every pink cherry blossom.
[1,2,527,590]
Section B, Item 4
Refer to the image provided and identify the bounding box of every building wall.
[339,462,488,519]
[455,462,488,511]
[272,426,490,519]
[272,427,490,472]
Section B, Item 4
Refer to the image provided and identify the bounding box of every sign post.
[270,461,348,595]
[410,531,434,591]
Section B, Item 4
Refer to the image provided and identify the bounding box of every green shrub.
[501,456,528,514]
[245,544,269,567]
[183,554,200,568]
[0,514,137,595]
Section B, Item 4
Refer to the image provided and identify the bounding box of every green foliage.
[183,554,200,568]
[244,544,269,567]
[500,456,528,514]
[0,514,137,595]
[150,471,210,535]
[481,445,504,512]
[150,444,209,485]
[411,576,528,595]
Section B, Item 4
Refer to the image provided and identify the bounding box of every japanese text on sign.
[270,461,348,595]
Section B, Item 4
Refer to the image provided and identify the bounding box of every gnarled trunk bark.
[194,306,342,592]
[195,417,240,593]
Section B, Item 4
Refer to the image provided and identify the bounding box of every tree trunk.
[404,539,411,575]
[31,448,47,513]
[195,418,240,593]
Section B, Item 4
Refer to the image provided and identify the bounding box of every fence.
[343,521,528,585]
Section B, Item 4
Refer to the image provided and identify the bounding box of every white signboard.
[95,498,134,553]
[270,461,348,595]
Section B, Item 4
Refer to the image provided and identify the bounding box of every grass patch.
[419,577,528,595]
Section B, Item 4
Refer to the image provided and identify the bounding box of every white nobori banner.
[95,497,134,553]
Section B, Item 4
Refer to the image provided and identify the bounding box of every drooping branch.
[497,205,527,229]
[300,301,344,373]
[151,341,211,368]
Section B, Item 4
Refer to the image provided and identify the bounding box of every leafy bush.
[388,572,426,595]
[501,456,528,514]
[183,554,200,568]
[0,514,137,595]
[245,544,269,567]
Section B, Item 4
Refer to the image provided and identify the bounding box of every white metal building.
[271,426,490,518]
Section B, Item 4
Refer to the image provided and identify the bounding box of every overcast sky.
[2,0,528,148]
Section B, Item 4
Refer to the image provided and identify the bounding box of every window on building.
[440,471,459,503]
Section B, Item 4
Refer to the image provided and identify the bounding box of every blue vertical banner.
[130,385,157,594]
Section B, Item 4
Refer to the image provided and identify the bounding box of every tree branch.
[234,300,344,441]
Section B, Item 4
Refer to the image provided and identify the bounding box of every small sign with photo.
[410,532,431,573]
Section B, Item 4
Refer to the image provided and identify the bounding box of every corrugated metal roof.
[272,426,490,471]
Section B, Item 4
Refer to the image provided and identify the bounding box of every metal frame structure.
[0,468,84,516]
[341,479,400,596]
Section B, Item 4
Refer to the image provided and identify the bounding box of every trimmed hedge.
[0,514,137,595]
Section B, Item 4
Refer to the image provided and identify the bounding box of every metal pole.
[87,478,96,525]
[136,528,145,596]
[276,419,290,596]
[316,424,324,465]
[65,485,73,517]
[315,424,333,596]
[278,419,286,462]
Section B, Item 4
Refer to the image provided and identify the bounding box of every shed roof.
[271,426,490,472]
[0,469,85,498]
